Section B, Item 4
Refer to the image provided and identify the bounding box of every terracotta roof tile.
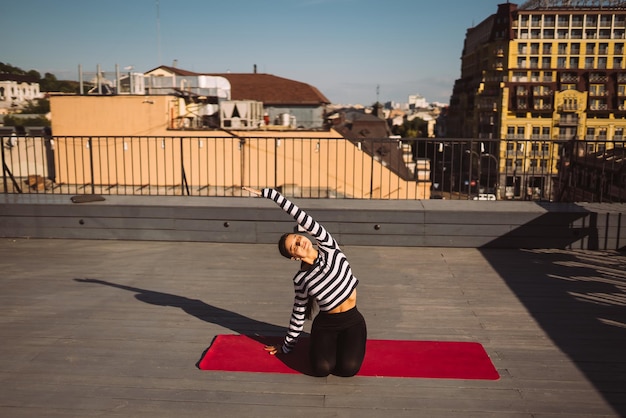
[145,66,330,105]
[209,73,330,105]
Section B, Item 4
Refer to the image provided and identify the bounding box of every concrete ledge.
[0,194,624,250]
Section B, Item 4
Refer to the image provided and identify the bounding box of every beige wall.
[49,95,430,199]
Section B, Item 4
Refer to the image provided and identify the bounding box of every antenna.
[376,85,380,103]
[156,0,162,65]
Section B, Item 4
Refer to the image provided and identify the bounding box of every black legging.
[309,306,367,377]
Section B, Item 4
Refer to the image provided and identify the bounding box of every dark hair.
[278,233,292,259]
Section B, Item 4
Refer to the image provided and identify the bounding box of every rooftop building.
[447,0,626,200]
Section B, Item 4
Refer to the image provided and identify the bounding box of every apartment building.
[447,0,626,200]
[0,74,43,112]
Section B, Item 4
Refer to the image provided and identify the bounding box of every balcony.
[558,116,579,125]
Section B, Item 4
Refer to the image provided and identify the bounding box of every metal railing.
[2,134,625,202]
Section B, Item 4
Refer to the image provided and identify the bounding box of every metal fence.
[1,134,624,202]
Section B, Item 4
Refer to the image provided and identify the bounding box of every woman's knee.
[311,359,333,377]
[334,360,361,377]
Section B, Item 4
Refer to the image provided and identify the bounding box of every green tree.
[2,114,50,127]
[0,62,27,75]
[392,117,427,138]
[27,69,41,80]
[21,98,50,114]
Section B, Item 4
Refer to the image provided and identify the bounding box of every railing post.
[1,136,6,193]
[180,137,189,196]
[88,137,95,194]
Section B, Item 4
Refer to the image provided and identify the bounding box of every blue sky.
[1,0,506,105]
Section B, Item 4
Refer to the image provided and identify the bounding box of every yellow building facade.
[449,1,626,200]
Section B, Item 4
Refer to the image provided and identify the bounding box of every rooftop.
[1,197,625,417]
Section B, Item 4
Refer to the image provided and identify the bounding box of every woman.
[243,186,367,377]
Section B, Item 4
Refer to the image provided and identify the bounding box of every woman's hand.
[242,186,262,196]
[264,345,281,355]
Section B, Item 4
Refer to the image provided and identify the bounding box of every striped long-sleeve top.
[261,188,359,353]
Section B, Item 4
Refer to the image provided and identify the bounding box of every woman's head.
[278,233,314,260]
[278,233,292,259]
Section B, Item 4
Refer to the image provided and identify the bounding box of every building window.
[615,128,624,140]
[599,43,609,54]
[614,57,624,69]
[598,128,607,140]
[513,71,528,82]
[507,127,516,139]
[532,15,542,27]
[521,15,529,27]
[542,42,552,55]
[558,15,569,27]
[542,57,551,68]
[590,84,605,95]
[518,43,527,54]
[531,43,540,54]
[558,43,567,54]
[571,42,581,54]
[598,57,607,69]
[584,57,594,68]
[557,57,567,68]
[570,57,580,68]
[586,127,595,139]
[600,15,612,27]
[589,99,607,110]
[586,43,596,54]
[532,127,541,138]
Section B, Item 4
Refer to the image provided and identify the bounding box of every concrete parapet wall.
[0,194,624,250]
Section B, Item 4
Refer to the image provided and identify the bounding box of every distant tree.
[0,62,27,75]
[21,98,50,114]
[0,63,79,93]
[392,117,427,138]
[27,69,41,80]
[2,114,50,127]
[40,72,79,93]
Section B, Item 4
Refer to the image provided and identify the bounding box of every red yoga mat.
[197,335,499,380]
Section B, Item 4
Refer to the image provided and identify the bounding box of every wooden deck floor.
[0,238,624,417]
